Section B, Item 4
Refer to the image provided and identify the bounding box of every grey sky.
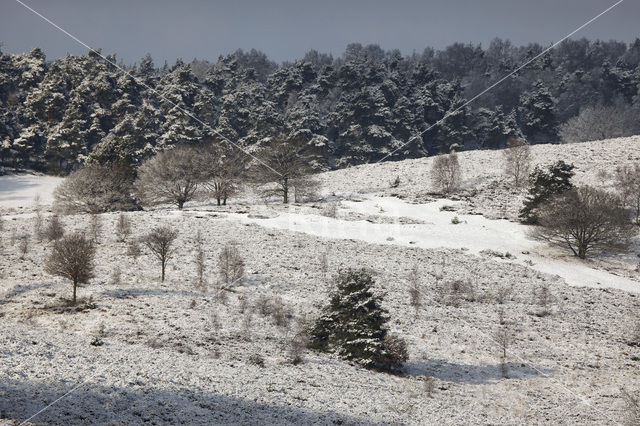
[1,0,638,65]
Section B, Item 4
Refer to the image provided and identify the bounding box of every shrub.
[431,151,461,194]
[53,163,138,213]
[115,213,132,242]
[532,187,634,259]
[615,164,640,224]
[379,334,409,370]
[45,232,95,304]
[502,137,531,187]
[309,268,407,371]
[218,242,245,287]
[44,214,65,241]
[519,161,575,224]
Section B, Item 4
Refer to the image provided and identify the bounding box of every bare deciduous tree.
[252,135,318,204]
[143,226,178,281]
[532,187,635,259]
[218,241,245,287]
[45,232,95,304]
[431,151,461,194]
[53,163,138,213]
[199,143,245,206]
[502,137,531,187]
[559,104,640,144]
[135,145,207,209]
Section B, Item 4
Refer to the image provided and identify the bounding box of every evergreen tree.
[518,80,558,143]
[519,160,575,224]
[310,269,401,371]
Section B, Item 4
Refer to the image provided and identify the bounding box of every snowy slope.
[0,174,62,210]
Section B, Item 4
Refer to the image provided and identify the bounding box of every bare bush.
[218,241,244,287]
[379,334,409,371]
[135,145,208,209]
[18,235,29,259]
[615,164,640,224]
[115,213,132,242]
[437,279,475,306]
[559,104,640,144]
[44,214,65,241]
[126,238,142,259]
[502,137,531,187]
[89,213,101,243]
[45,232,96,304]
[53,163,138,213]
[109,266,122,286]
[431,151,461,194]
[194,230,206,288]
[407,265,421,316]
[143,226,178,281]
[532,187,635,259]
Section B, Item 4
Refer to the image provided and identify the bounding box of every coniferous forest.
[1,38,640,174]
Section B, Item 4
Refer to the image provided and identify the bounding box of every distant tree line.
[1,39,640,173]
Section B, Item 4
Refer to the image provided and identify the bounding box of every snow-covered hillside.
[1,137,639,425]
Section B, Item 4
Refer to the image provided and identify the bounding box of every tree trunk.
[222,197,227,206]
[283,178,289,204]
[216,197,221,206]
[72,278,77,304]
[161,259,166,281]
[177,200,184,209]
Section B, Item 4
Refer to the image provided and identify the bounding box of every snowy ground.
[1,137,639,425]
[0,174,62,211]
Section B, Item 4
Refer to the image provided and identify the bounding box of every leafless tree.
[199,143,245,206]
[45,232,96,304]
[143,226,178,281]
[502,137,531,187]
[252,135,318,204]
[407,264,421,317]
[559,104,640,144]
[115,213,132,242]
[431,151,461,194]
[494,315,513,378]
[615,164,640,224]
[44,214,65,241]
[194,230,206,288]
[33,195,44,241]
[135,145,208,209]
[218,241,245,287]
[53,163,137,213]
[89,213,102,243]
[532,187,635,259]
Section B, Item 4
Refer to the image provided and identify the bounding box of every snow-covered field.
[1,137,639,425]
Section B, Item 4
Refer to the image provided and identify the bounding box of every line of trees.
[2,38,640,173]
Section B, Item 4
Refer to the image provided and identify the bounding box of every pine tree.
[309,269,395,370]
[519,160,575,224]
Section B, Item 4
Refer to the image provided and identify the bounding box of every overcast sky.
[1,0,638,65]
